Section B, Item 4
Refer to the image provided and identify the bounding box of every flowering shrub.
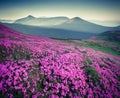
[0,24,120,98]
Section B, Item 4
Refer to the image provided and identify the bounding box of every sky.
[0,0,120,23]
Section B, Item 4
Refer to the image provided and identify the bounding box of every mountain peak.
[72,17,81,20]
[27,15,35,18]
[71,17,85,22]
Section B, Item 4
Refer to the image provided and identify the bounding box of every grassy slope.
[59,39,120,56]
[83,41,120,56]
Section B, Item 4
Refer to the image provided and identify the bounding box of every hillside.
[98,30,120,41]
[61,30,120,56]
[0,24,120,98]
[3,23,96,39]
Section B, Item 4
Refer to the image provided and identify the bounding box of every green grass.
[57,38,120,56]
[86,57,92,65]
[83,65,100,86]
[83,42,120,56]
[0,89,24,98]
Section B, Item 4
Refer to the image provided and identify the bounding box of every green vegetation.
[86,57,92,65]
[0,45,10,63]
[83,42,120,56]
[0,44,31,63]
[58,38,120,56]
[0,89,24,98]
[83,65,100,86]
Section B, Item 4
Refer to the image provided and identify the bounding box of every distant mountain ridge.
[14,15,120,33]
[0,19,14,23]
[89,20,120,27]
[1,15,120,34]
[15,15,35,24]
[53,17,112,33]
[15,15,69,26]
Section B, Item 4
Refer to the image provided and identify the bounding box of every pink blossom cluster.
[0,24,120,98]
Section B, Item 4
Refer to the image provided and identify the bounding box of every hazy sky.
[0,0,120,21]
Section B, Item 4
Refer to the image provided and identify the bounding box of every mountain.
[15,15,69,26]
[0,19,14,23]
[0,24,120,98]
[3,23,96,39]
[15,15,36,24]
[53,17,118,33]
[1,15,120,34]
[89,20,120,27]
[1,15,119,34]
[14,15,120,33]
